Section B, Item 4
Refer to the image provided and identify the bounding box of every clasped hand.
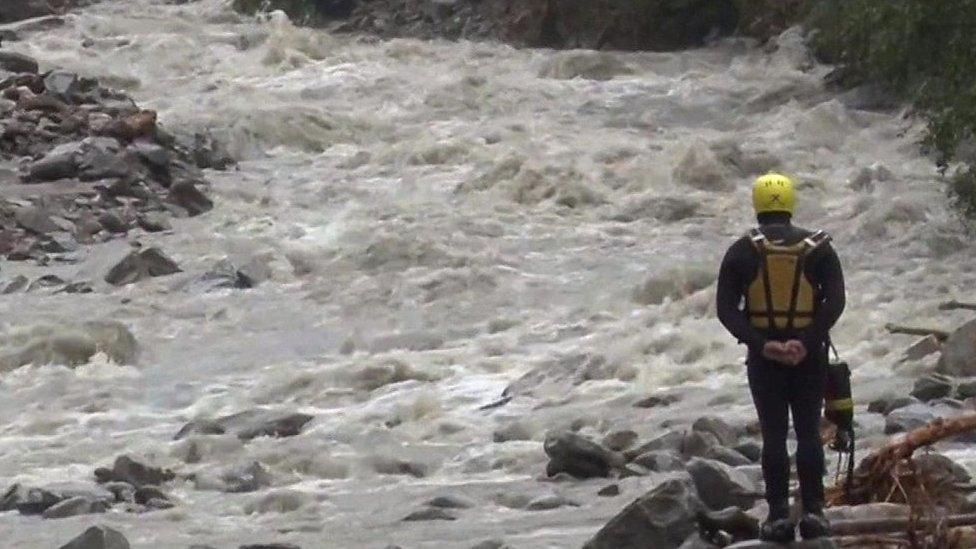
[762,339,807,366]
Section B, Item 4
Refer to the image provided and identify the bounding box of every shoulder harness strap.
[786,230,829,330]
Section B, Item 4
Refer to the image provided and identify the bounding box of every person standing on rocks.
[716,173,846,543]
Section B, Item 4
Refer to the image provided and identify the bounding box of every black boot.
[759,501,794,544]
[799,504,830,539]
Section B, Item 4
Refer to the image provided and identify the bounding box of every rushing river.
[1,1,975,547]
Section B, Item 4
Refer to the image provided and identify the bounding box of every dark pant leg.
[748,361,791,517]
[789,361,827,511]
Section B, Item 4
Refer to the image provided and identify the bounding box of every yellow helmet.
[753,173,796,216]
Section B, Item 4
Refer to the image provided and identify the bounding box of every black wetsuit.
[716,214,846,517]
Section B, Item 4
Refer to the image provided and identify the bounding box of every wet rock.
[625,429,685,460]
[733,441,761,463]
[602,429,638,451]
[98,210,130,233]
[104,247,181,286]
[133,485,169,505]
[14,205,59,234]
[426,494,475,509]
[0,51,38,74]
[526,493,579,510]
[725,540,837,548]
[915,452,971,483]
[244,489,311,514]
[634,393,681,408]
[692,416,739,447]
[957,379,976,400]
[183,130,235,170]
[58,525,131,549]
[903,335,942,362]
[103,481,136,503]
[1,484,62,514]
[884,403,937,434]
[544,430,624,479]
[597,484,620,497]
[41,495,108,519]
[682,430,721,458]
[136,212,172,232]
[2,275,29,293]
[169,180,213,216]
[94,456,175,488]
[583,478,702,549]
[200,259,255,290]
[678,534,721,549]
[26,140,84,181]
[373,456,428,478]
[43,70,79,101]
[240,545,302,549]
[911,373,954,402]
[178,409,313,441]
[221,461,274,493]
[705,446,752,467]
[632,450,683,472]
[403,506,456,521]
[470,541,513,549]
[493,421,532,443]
[687,458,758,511]
[868,395,919,416]
[128,140,170,169]
[938,319,976,377]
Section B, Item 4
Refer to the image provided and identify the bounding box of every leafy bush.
[807,0,976,219]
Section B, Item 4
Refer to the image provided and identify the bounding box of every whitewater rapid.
[1,0,975,547]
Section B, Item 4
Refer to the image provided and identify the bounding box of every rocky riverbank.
[0,42,233,293]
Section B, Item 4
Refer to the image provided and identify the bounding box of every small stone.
[94,456,175,488]
[868,395,919,416]
[0,51,39,74]
[43,70,79,100]
[634,393,680,408]
[885,403,938,434]
[239,545,302,549]
[42,496,108,519]
[526,493,579,510]
[403,507,456,521]
[911,373,954,402]
[426,494,475,509]
[597,484,620,497]
[692,416,739,446]
[705,446,752,467]
[602,429,638,451]
[544,430,623,479]
[58,525,130,549]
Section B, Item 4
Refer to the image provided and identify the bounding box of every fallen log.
[938,301,976,311]
[831,514,976,536]
[828,414,976,508]
[884,323,951,342]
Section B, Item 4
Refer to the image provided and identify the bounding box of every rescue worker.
[716,173,846,543]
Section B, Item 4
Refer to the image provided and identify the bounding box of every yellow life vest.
[746,229,830,332]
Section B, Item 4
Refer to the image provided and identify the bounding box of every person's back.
[716,174,846,543]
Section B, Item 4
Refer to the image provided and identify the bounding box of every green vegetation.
[807,0,976,219]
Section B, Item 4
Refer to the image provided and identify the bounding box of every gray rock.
[687,458,758,511]
[915,452,971,483]
[903,335,942,362]
[42,496,108,519]
[403,506,456,521]
[544,430,623,479]
[15,206,59,235]
[1,483,113,516]
[104,247,181,286]
[2,275,29,294]
[733,441,761,463]
[678,534,720,549]
[78,137,140,181]
[582,478,702,549]
[94,455,175,488]
[98,210,130,233]
[133,485,169,505]
[911,373,954,402]
[470,541,512,549]
[426,494,475,509]
[526,493,579,510]
[128,141,170,169]
[200,259,255,290]
[136,212,172,233]
[957,379,976,400]
[631,450,683,472]
[58,525,130,549]
[692,416,739,446]
[634,393,681,408]
[884,403,937,434]
[26,141,85,181]
[240,545,302,549]
[221,461,273,493]
[602,429,638,451]
[625,429,685,460]
[103,481,136,503]
[169,180,213,216]
[597,484,620,497]
[705,446,752,467]
[44,69,79,100]
[0,51,38,73]
[725,540,837,548]
[682,430,721,458]
[938,319,976,377]
[868,395,919,416]
[176,409,313,441]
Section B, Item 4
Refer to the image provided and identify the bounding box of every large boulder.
[58,525,130,549]
[544,430,625,479]
[583,478,702,549]
[938,319,976,377]
[687,458,758,511]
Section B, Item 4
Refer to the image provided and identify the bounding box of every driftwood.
[831,514,976,536]
[829,414,976,508]
[884,323,951,342]
[938,301,976,312]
